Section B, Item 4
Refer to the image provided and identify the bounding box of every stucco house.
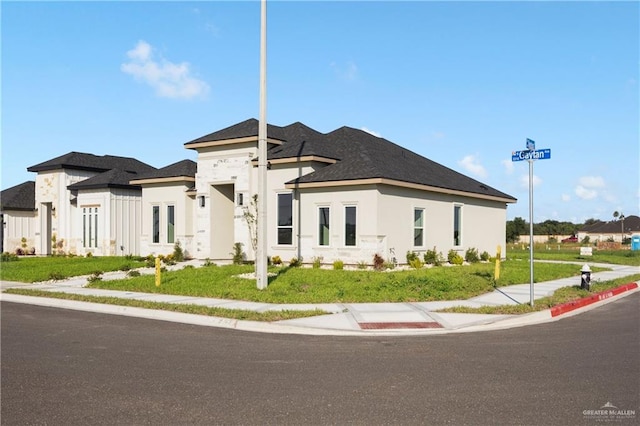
[23,152,156,256]
[0,181,36,254]
[3,118,517,265]
[577,215,640,244]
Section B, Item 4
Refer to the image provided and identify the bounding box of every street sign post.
[512,139,551,307]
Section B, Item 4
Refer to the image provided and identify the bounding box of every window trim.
[167,205,175,244]
[318,206,331,247]
[344,205,357,247]
[453,204,463,247]
[276,192,293,246]
[414,207,425,247]
[152,205,160,244]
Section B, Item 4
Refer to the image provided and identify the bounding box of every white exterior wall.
[140,183,194,258]
[264,163,330,263]
[288,185,380,265]
[2,211,36,254]
[378,185,507,262]
[74,189,111,256]
[109,189,143,256]
[34,169,97,255]
[194,144,256,260]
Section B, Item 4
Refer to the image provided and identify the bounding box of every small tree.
[243,194,259,256]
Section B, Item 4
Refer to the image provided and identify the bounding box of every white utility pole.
[256,0,268,290]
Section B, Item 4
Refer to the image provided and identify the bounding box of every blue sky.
[2,1,638,223]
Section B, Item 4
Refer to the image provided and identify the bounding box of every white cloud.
[574,175,606,200]
[561,194,571,202]
[121,40,210,100]
[520,173,542,189]
[578,176,605,188]
[361,127,381,137]
[330,60,358,81]
[575,185,598,200]
[502,159,514,175]
[458,154,487,178]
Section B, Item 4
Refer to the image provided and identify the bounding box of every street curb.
[550,283,639,317]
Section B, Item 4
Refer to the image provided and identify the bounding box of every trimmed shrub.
[480,251,491,261]
[409,257,424,269]
[424,247,444,266]
[373,254,385,271]
[448,249,464,265]
[464,248,480,263]
[406,251,419,264]
[312,257,323,269]
[172,241,185,262]
[289,257,301,267]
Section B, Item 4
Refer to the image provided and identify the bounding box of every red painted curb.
[550,282,639,317]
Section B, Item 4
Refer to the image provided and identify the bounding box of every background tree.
[506,217,527,243]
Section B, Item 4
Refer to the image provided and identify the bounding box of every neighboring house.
[0,181,36,253]
[578,215,640,244]
[5,119,517,264]
[25,152,156,256]
[130,160,197,258]
[184,118,517,264]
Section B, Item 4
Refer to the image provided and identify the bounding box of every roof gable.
[0,181,35,211]
[187,119,516,202]
[27,151,156,175]
[67,169,141,191]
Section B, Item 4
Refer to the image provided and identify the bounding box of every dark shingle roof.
[0,181,36,211]
[27,151,156,175]
[185,119,289,146]
[133,160,197,181]
[187,119,515,201]
[67,169,141,191]
[580,215,640,234]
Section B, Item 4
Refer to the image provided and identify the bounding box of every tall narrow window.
[83,207,99,248]
[453,205,462,246]
[83,208,87,248]
[88,208,93,248]
[277,193,293,245]
[345,206,356,246]
[414,208,424,246]
[167,205,175,244]
[318,207,330,246]
[152,206,160,244]
[93,208,98,248]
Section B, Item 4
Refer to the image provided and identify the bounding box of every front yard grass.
[436,274,640,315]
[0,256,146,283]
[2,289,328,321]
[82,261,607,304]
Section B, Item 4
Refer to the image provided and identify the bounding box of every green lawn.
[0,256,146,282]
[83,260,606,304]
[507,244,640,266]
[1,252,631,304]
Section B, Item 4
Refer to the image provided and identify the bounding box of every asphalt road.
[2,294,639,425]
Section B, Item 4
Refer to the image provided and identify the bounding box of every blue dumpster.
[632,235,640,251]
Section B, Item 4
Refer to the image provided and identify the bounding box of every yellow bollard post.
[494,245,501,281]
[155,256,161,287]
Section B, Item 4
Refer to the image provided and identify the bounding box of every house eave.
[251,155,338,166]
[184,136,283,150]
[286,178,517,204]
[130,176,196,185]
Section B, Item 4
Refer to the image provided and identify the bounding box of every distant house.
[4,119,517,265]
[578,215,640,244]
[25,152,156,256]
[0,181,36,253]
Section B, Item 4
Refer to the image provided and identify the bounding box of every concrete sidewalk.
[1,261,638,336]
